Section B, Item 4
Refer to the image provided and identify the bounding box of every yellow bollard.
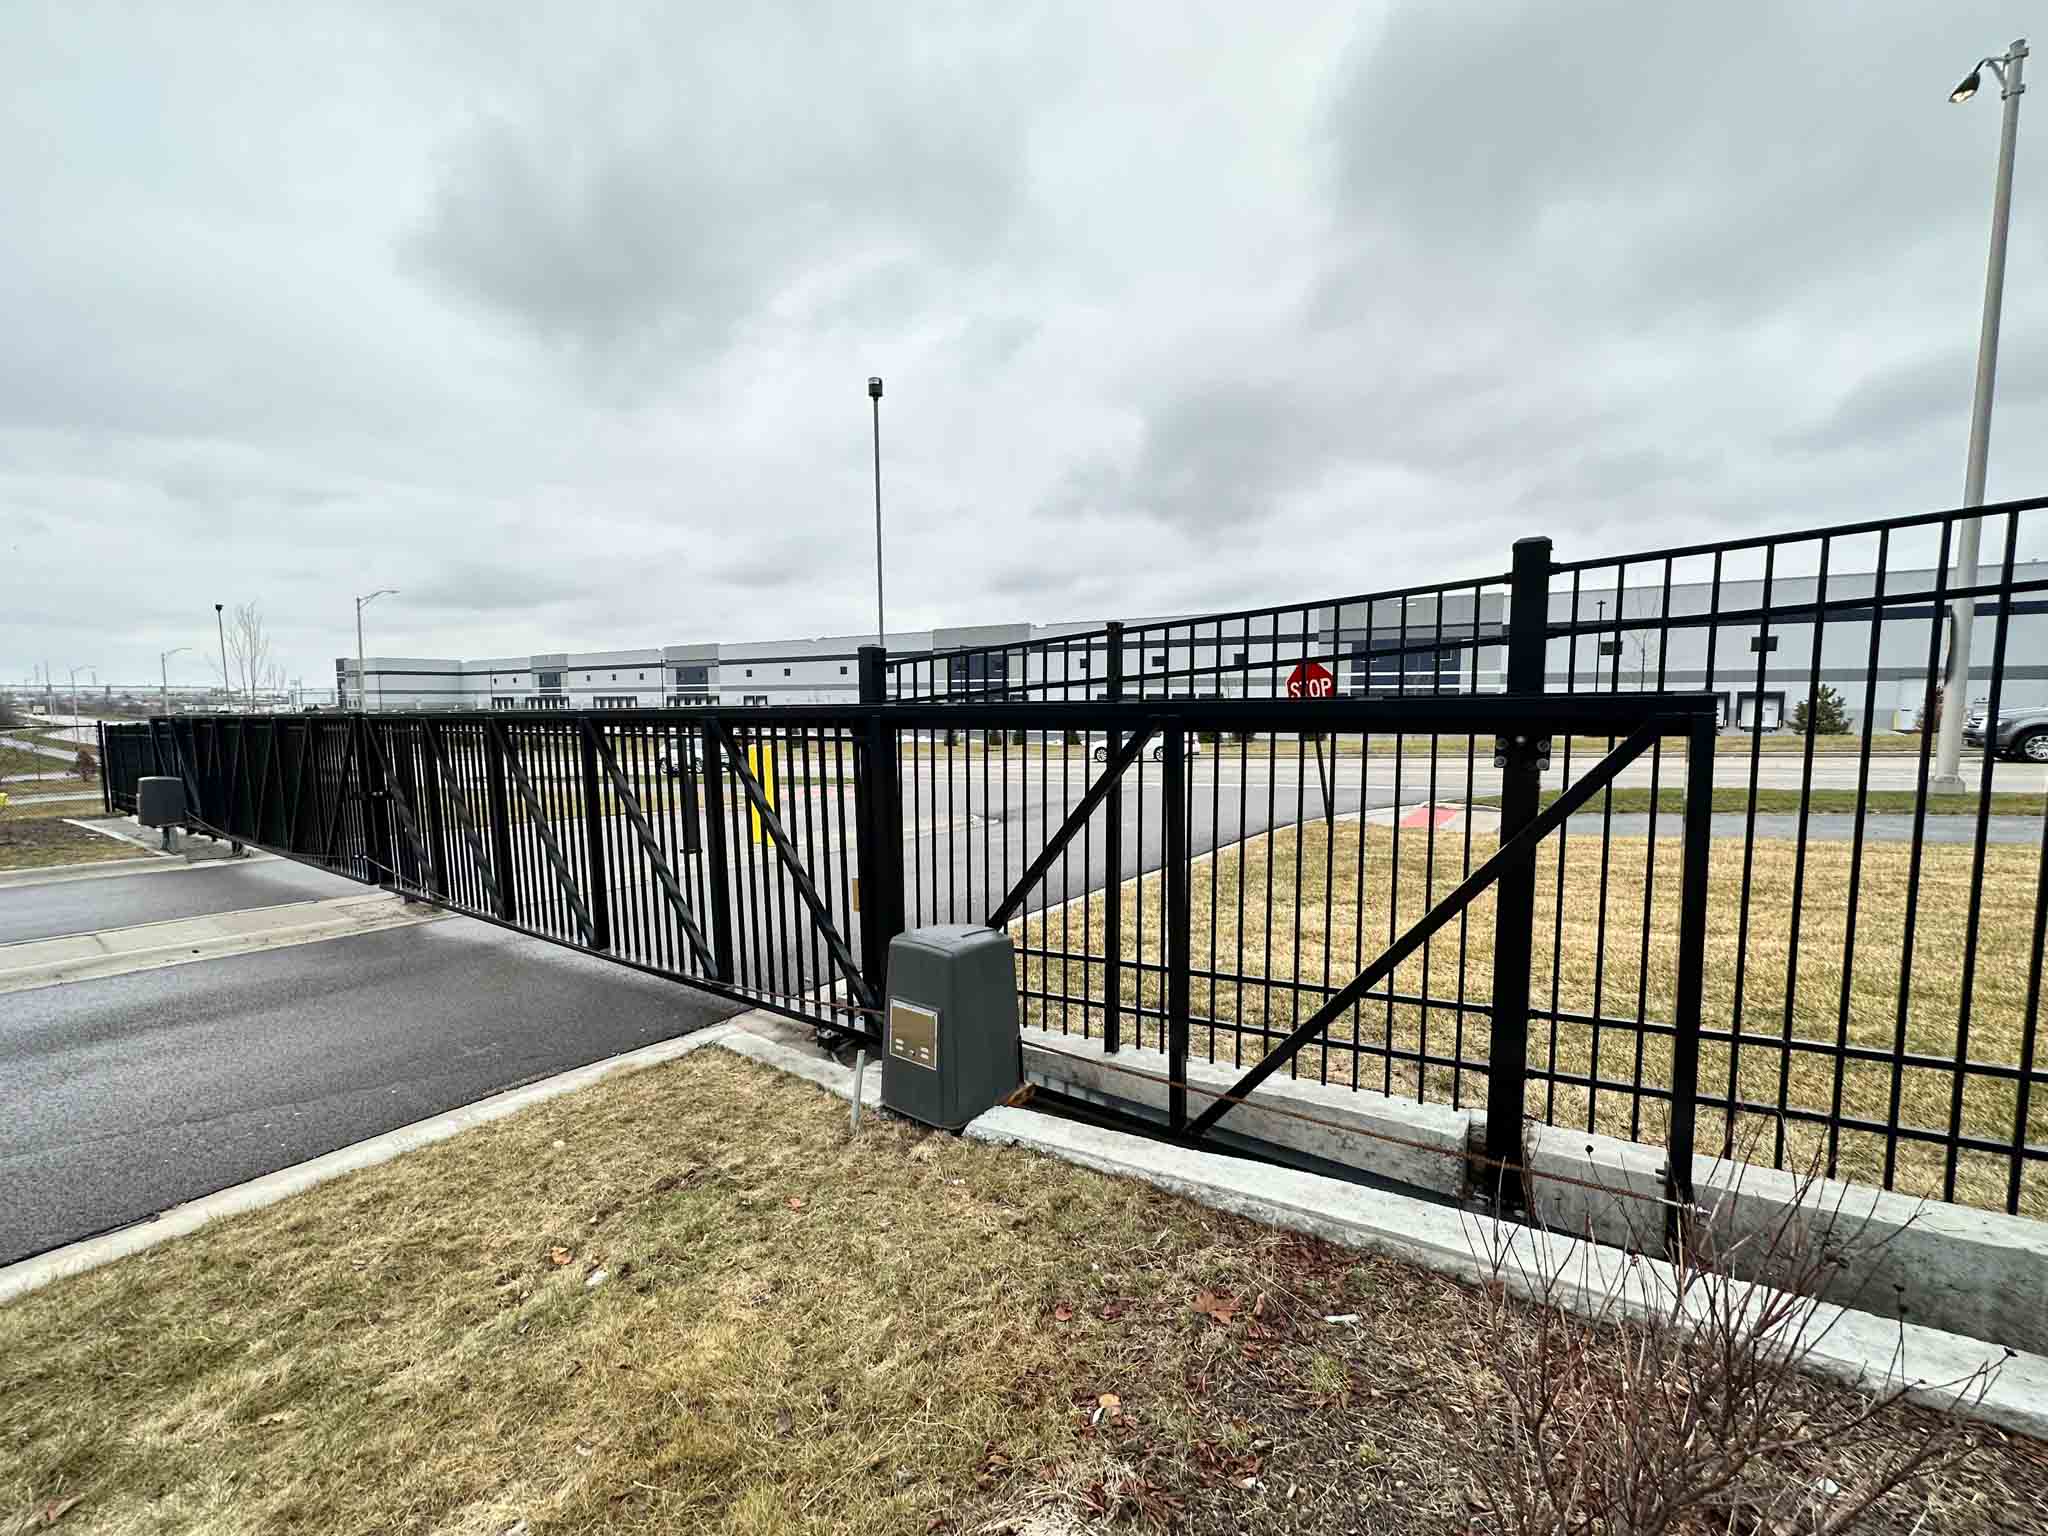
[748,740,777,844]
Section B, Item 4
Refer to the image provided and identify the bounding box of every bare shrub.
[1457,1143,2001,1535]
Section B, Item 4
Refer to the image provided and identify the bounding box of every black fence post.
[97,721,111,814]
[484,721,518,922]
[699,717,737,983]
[1665,712,1714,1240]
[578,718,612,951]
[856,645,903,1011]
[1163,713,1191,1132]
[356,715,392,888]
[1102,619,1125,1053]
[1483,534,1553,1210]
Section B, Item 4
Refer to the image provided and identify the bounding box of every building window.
[595,695,638,709]
[675,665,709,687]
[1151,653,1166,668]
[945,651,1010,695]
[840,665,848,675]
[745,668,753,677]
[637,672,644,680]
[743,694,769,706]
[538,671,563,691]
[667,692,711,708]
[1232,651,1247,668]
[491,696,517,711]
[783,667,791,677]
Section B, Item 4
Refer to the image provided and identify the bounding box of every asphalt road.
[0,917,743,1266]
[0,858,363,945]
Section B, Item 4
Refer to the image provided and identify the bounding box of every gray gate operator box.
[136,776,187,829]
[881,924,1022,1131]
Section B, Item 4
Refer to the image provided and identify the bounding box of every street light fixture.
[355,588,398,711]
[1933,37,2028,793]
[159,646,190,716]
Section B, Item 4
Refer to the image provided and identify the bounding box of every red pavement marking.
[1397,803,1460,830]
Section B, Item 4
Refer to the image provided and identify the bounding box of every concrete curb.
[1019,1032,2048,1355]
[0,893,448,995]
[0,1021,743,1305]
[962,1106,2048,1440]
[0,853,174,888]
[1021,1027,1472,1199]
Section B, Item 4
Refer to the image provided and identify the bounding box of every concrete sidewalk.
[0,890,444,994]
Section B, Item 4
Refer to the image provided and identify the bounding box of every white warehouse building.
[339,557,2048,733]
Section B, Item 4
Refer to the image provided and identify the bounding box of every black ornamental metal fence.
[103,492,2048,1217]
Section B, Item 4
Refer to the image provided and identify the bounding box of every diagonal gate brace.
[586,721,720,976]
[985,722,1158,930]
[489,718,596,945]
[718,722,875,1010]
[1186,721,1667,1141]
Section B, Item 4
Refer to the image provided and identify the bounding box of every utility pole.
[160,646,190,715]
[1934,38,2028,792]
[355,588,398,711]
[868,377,886,648]
[215,604,229,713]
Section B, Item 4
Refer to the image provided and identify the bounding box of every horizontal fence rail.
[98,492,2048,1216]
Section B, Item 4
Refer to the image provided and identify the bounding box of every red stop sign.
[1286,660,1336,699]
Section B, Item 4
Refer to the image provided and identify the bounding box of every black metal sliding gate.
[104,679,1719,1212]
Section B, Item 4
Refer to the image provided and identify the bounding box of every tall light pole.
[868,376,885,648]
[67,665,95,722]
[355,588,397,711]
[160,646,190,716]
[1934,37,2028,792]
[214,603,229,713]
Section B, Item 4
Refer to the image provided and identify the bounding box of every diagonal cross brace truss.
[1187,721,1669,1140]
[360,724,440,891]
[985,722,1158,930]
[419,720,503,911]
[718,722,875,1010]
[586,721,720,976]
[489,718,596,945]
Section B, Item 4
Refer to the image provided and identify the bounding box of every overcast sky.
[3,2,2042,694]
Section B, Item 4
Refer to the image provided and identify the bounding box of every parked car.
[1964,706,2048,763]
[658,740,704,778]
[1090,734,1203,764]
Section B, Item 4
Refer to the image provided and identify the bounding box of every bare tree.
[1621,591,1663,693]
[211,602,277,708]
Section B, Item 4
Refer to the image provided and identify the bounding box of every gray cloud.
[1,1,2043,693]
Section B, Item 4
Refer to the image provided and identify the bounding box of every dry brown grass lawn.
[5,1049,2040,1536]
[1018,820,2048,1218]
[0,813,140,870]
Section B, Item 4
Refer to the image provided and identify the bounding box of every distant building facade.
[338,559,2048,734]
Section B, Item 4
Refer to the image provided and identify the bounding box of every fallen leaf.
[1097,1393,1121,1414]
[1053,1303,1074,1323]
[1191,1290,1239,1326]
[787,1197,805,1211]
[1099,1300,1126,1321]
[548,1247,573,1266]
